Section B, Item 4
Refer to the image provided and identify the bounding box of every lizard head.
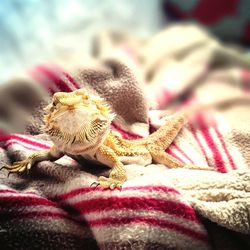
[43,89,114,144]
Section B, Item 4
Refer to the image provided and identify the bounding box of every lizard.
[0,88,245,189]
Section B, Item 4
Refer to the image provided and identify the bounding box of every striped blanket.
[0,24,250,249]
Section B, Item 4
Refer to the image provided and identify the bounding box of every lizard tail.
[144,95,250,150]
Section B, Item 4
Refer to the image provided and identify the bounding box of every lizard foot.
[91,176,124,190]
[1,160,32,177]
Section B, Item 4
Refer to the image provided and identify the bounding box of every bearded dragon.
[1,89,244,189]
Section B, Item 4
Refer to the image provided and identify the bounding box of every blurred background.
[1,0,250,82]
[0,0,165,82]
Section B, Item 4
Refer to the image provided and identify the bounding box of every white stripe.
[0,197,205,236]
[195,130,215,166]
[36,70,61,92]
[60,72,76,91]
[227,145,248,169]
[0,192,49,199]
[48,66,74,91]
[214,114,231,134]
[214,114,247,170]
[0,185,15,190]
[92,224,210,249]
[6,139,43,151]
[5,142,36,152]
[169,145,192,164]
[4,141,74,164]
[12,134,52,147]
[5,138,75,164]
[55,156,77,165]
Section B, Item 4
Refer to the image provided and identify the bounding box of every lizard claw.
[7,171,13,178]
[1,160,33,177]
[90,181,100,188]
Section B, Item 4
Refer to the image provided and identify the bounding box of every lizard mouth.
[45,109,110,144]
[45,122,109,144]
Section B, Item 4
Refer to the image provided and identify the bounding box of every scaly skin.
[2,89,217,189]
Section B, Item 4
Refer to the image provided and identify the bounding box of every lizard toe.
[3,159,33,176]
[97,176,124,190]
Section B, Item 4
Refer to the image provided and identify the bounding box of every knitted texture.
[0,24,250,249]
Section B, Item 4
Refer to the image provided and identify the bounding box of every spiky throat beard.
[44,108,113,145]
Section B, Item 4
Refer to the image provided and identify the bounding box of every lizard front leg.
[1,146,64,176]
[94,145,127,189]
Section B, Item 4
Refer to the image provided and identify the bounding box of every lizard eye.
[50,100,58,111]
[52,98,60,106]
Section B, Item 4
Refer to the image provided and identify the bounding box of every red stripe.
[172,142,194,164]
[157,89,173,109]
[53,185,180,201]
[36,65,72,92]
[240,69,250,93]
[0,211,207,243]
[149,124,192,164]
[111,122,143,139]
[196,114,227,173]
[0,133,12,142]
[0,189,17,194]
[0,195,88,226]
[0,196,205,242]
[28,67,55,94]
[63,71,79,89]
[2,134,50,149]
[166,148,185,163]
[89,217,209,243]
[188,121,210,166]
[74,197,199,222]
[5,141,39,150]
[0,189,38,195]
[184,97,212,168]
[0,195,58,208]
[211,118,237,170]
[2,142,38,152]
[0,130,7,136]
[51,64,80,89]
